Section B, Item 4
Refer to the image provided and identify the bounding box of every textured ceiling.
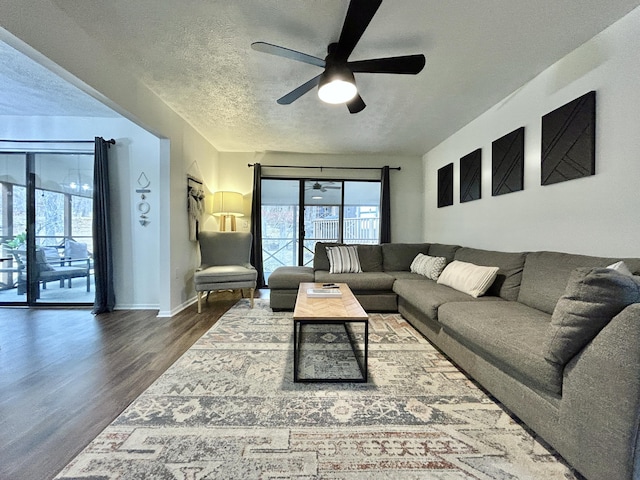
[0,41,118,118]
[2,0,640,155]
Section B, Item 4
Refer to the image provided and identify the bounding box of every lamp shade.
[211,191,244,217]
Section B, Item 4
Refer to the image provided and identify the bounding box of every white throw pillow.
[326,245,362,274]
[437,260,499,297]
[607,260,633,277]
[410,254,447,280]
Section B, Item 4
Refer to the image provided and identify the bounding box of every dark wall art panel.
[541,91,596,186]
[460,148,481,203]
[437,163,454,208]
[492,126,525,196]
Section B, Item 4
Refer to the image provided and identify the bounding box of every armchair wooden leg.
[249,287,254,308]
[197,291,202,314]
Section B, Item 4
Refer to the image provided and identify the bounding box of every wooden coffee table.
[292,282,369,383]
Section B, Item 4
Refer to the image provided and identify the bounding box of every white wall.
[0,115,163,308]
[217,151,424,242]
[422,6,640,258]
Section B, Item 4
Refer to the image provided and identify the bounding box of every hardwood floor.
[0,290,269,480]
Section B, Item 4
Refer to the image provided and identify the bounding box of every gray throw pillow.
[35,248,55,271]
[544,267,640,366]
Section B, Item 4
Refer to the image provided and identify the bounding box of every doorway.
[0,152,94,305]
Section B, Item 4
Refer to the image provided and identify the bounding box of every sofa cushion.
[410,254,447,280]
[393,278,501,322]
[437,261,499,298]
[313,242,343,271]
[454,247,526,301]
[518,251,640,314]
[326,245,362,273]
[195,265,257,284]
[438,301,563,394]
[381,243,430,271]
[427,243,460,262]
[267,266,315,289]
[544,267,640,366]
[356,245,383,272]
[315,271,395,291]
[387,271,427,280]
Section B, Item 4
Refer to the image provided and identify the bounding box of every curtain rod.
[0,138,116,144]
[247,163,400,171]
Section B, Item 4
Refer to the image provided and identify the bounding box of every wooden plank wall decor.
[437,163,454,208]
[460,149,481,203]
[492,127,525,196]
[541,91,596,186]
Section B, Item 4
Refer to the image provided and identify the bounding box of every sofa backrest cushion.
[543,267,640,366]
[454,247,526,301]
[381,243,430,271]
[428,244,460,263]
[356,245,383,272]
[314,242,383,272]
[518,251,640,314]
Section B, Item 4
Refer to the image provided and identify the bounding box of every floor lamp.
[211,191,244,231]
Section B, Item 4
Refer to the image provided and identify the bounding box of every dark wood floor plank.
[0,290,267,480]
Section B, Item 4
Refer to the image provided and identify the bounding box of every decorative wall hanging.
[541,91,596,186]
[136,172,151,226]
[437,163,454,208]
[460,148,481,203]
[492,127,525,196]
[187,176,205,241]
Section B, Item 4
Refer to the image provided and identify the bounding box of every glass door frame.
[0,150,94,307]
[261,176,381,279]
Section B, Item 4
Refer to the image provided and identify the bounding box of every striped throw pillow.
[326,246,362,274]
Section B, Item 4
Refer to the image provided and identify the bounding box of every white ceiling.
[2,0,640,155]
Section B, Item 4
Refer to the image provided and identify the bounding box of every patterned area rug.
[56,299,580,479]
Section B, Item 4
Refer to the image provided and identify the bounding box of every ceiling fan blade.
[349,54,426,74]
[277,74,322,105]
[347,93,366,114]
[251,42,325,68]
[335,0,383,61]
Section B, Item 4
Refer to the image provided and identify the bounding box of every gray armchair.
[194,231,257,313]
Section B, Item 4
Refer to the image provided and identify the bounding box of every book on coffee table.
[306,288,343,298]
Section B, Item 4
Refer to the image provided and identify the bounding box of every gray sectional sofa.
[268,242,640,480]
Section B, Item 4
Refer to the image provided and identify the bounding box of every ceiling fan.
[251,0,426,114]
[306,181,341,192]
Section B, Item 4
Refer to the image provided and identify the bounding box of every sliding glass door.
[261,178,381,282]
[0,152,94,305]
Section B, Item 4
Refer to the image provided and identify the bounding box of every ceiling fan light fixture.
[318,68,357,104]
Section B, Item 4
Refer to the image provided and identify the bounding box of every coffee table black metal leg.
[343,320,368,382]
[293,320,300,382]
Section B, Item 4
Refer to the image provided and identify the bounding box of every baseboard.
[114,304,160,311]
[157,296,197,318]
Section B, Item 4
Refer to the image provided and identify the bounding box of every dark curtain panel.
[250,163,266,288]
[92,137,116,314]
[380,165,391,243]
